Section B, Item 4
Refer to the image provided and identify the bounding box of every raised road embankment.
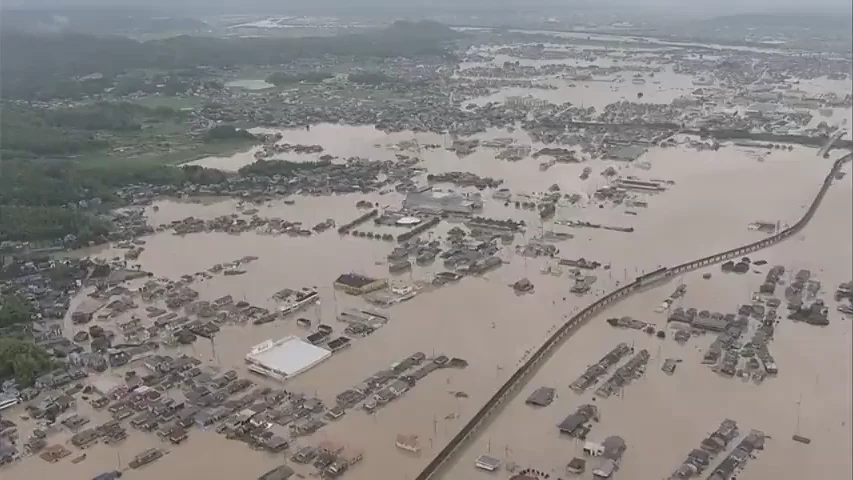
[415,152,851,480]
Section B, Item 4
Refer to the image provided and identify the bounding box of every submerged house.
[395,434,420,453]
[525,387,556,407]
[557,404,599,438]
[333,274,387,296]
[591,436,627,479]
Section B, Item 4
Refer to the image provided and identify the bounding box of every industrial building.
[603,145,648,162]
[333,273,387,296]
[245,336,332,382]
[403,190,481,215]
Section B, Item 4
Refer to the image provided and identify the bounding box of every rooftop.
[525,386,555,407]
[605,145,647,161]
[474,454,501,470]
[258,465,295,480]
[246,336,331,381]
[334,273,381,289]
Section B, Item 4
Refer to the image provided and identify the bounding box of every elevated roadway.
[818,129,846,157]
[415,152,852,480]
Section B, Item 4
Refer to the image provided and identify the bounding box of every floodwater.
[4,43,852,480]
[442,160,853,480]
[7,143,849,480]
[225,79,276,90]
[466,72,695,109]
[457,26,822,55]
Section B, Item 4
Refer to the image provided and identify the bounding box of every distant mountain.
[0,20,462,100]
[0,7,211,36]
[695,13,852,31]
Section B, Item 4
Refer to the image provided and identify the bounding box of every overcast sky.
[2,0,849,15]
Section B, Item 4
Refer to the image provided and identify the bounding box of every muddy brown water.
[6,145,849,480]
[4,61,852,480]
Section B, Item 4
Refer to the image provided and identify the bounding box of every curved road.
[416,153,852,480]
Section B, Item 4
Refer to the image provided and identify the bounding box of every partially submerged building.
[404,189,481,215]
[258,465,295,480]
[72,299,105,324]
[603,145,647,162]
[557,404,599,438]
[700,419,740,455]
[602,436,627,463]
[395,434,420,453]
[245,336,332,382]
[584,436,627,479]
[91,376,124,398]
[474,454,502,472]
[570,343,632,392]
[567,457,586,474]
[706,429,765,480]
[525,386,555,407]
[333,273,387,296]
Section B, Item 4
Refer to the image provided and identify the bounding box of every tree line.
[1,102,183,158]
[1,21,461,101]
[0,295,54,386]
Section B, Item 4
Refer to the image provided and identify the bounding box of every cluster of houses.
[689,303,779,381]
[331,352,451,415]
[706,429,766,480]
[569,343,633,393]
[0,257,90,323]
[291,440,364,478]
[69,419,128,449]
[9,395,127,457]
[669,419,765,479]
[594,349,650,399]
[669,419,739,478]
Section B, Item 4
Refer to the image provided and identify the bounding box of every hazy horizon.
[2,0,851,16]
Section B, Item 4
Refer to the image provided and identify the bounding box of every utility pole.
[210,337,219,365]
[795,393,803,435]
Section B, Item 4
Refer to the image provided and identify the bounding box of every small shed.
[583,441,605,456]
[567,457,586,474]
[474,454,501,472]
[396,434,420,453]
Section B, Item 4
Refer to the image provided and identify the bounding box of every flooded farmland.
[2,22,851,480]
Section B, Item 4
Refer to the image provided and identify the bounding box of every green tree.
[0,21,461,100]
[0,337,55,386]
[0,294,33,328]
[204,125,256,142]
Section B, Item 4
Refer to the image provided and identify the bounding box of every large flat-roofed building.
[245,336,331,382]
[603,145,647,162]
[403,190,480,215]
[333,273,387,296]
